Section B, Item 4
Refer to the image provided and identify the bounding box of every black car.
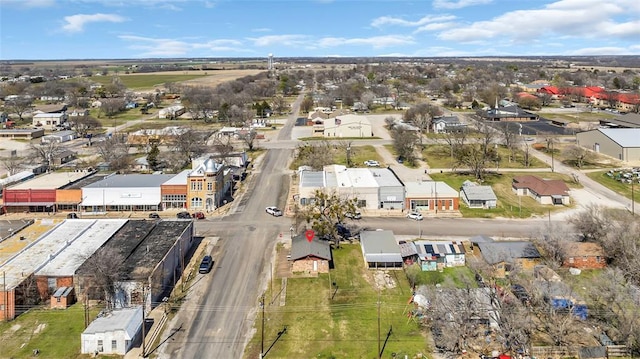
[67,212,78,219]
[176,211,191,219]
[199,255,214,274]
[148,213,160,219]
[335,223,352,238]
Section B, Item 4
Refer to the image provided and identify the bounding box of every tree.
[499,122,521,163]
[300,95,314,113]
[5,96,33,121]
[171,128,207,166]
[29,141,62,169]
[299,189,358,247]
[563,145,589,168]
[403,102,442,146]
[532,223,575,269]
[78,247,126,310]
[271,95,289,115]
[517,96,541,110]
[0,155,26,175]
[68,115,101,138]
[95,134,131,171]
[242,129,258,151]
[391,127,418,166]
[295,141,334,170]
[539,92,553,106]
[568,204,613,242]
[182,86,217,122]
[99,98,126,118]
[146,142,160,171]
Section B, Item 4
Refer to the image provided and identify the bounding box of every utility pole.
[260,293,265,359]
[3,271,7,321]
[141,286,146,357]
[377,288,381,359]
[632,178,635,216]
[550,139,555,173]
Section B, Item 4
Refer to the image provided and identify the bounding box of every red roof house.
[512,175,570,205]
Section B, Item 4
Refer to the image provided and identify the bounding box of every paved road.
[158,95,304,359]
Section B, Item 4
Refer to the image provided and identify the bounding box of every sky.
[1,0,639,60]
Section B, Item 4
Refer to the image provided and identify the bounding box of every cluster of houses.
[0,151,249,214]
[297,165,570,213]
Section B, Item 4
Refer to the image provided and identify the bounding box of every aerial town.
[0,53,638,359]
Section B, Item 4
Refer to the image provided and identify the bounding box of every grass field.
[429,171,580,218]
[289,144,383,170]
[587,170,640,201]
[244,244,429,359]
[414,266,477,287]
[87,74,206,89]
[423,144,548,169]
[0,304,101,359]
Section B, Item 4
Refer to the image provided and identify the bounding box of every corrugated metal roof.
[405,181,458,198]
[598,128,640,148]
[290,235,332,261]
[462,185,497,201]
[85,174,175,188]
[477,241,540,264]
[300,171,326,188]
[359,230,402,263]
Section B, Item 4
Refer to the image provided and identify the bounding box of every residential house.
[471,237,541,278]
[158,105,185,119]
[404,181,459,213]
[290,235,332,274]
[81,307,142,355]
[460,181,497,209]
[51,149,77,166]
[413,240,466,271]
[432,115,465,134]
[512,175,570,205]
[359,230,403,269]
[562,242,606,269]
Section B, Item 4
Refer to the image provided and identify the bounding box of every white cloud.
[248,35,309,47]
[432,0,493,9]
[569,46,637,56]
[413,22,455,33]
[251,28,272,33]
[317,35,415,49]
[371,14,456,28]
[0,0,55,7]
[437,0,640,43]
[119,35,246,57]
[62,13,126,33]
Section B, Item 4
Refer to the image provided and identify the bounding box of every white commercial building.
[80,174,176,212]
[33,112,67,129]
[322,114,373,138]
[81,306,142,355]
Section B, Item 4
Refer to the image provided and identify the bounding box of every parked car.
[176,211,191,219]
[345,211,362,220]
[67,212,78,219]
[192,211,205,220]
[335,223,352,238]
[199,255,214,274]
[265,206,283,217]
[148,212,160,219]
[406,211,423,221]
[396,156,404,164]
[364,160,380,167]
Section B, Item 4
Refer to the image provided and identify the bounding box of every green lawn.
[244,244,428,359]
[89,74,206,89]
[414,266,477,288]
[297,136,382,141]
[429,172,580,218]
[333,145,383,168]
[587,171,640,201]
[0,303,101,359]
[423,144,548,169]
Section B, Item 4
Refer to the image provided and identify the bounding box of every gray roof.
[359,230,402,263]
[477,241,541,264]
[85,174,176,188]
[399,242,417,257]
[433,115,460,124]
[290,235,332,261]
[300,171,326,188]
[82,307,142,335]
[370,168,404,187]
[461,185,497,201]
[598,128,640,148]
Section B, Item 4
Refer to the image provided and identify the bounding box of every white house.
[33,112,67,129]
[81,306,142,355]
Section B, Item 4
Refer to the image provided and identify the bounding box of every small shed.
[51,286,75,309]
[41,130,77,144]
[81,306,143,355]
[290,235,332,274]
[413,240,466,271]
[359,230,403,269]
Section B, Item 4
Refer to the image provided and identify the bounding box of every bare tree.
[271,95,289,115]
[99,98,126,118]
[181,86,217,122]
[171,128,207,166]
[533,223,575,269]
[95,135,131,171]
[68,115,102,138]
[5,96,33,121]
[300,95,314,113]
[78,247,126,310]
[391,127,418,165]
[499,122,521,163]
[563,145,589,168]
[295,141,334,170]
[403,102,442,146]
[29,141,63,169]
[1,155,26,176]
[568,204,613,241]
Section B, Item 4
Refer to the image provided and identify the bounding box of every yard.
[244,244,429,359]
[289,144,383,170]
[0,303,101,359]
[88,74,207,89]
[429,172,580,218]
[423,144,548,170]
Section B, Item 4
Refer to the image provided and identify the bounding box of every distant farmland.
[89,69,264,89]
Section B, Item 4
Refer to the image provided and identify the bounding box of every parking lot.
[490,118,577,136]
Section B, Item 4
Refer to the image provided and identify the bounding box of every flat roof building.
[80,174,176,212]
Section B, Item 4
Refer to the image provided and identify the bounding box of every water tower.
[268,53,274,70]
